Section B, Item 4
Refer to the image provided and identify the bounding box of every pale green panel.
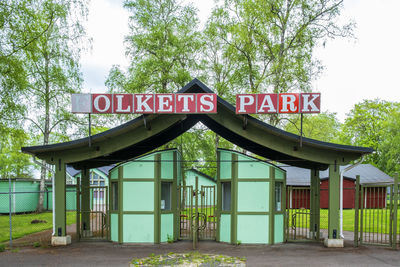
[110,168,118,180]
[177,153,182,185]
[123,214,154,243]
[111,213,119,242]
[274,214,284,243]
[123,181,154,211]
[220,214,231,242]
[220,151,232,179]
[275,168,285,180]
[161,151,174,179]
[238,155,270,179]
[123,155,155,178]
[238,182,269,212]
[237,215,269,244]
[161,213,174,242]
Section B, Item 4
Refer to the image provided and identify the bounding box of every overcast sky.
[81,0,400,122]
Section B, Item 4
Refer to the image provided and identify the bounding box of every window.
[275,182,282,211]
[111,182,118,210]
[100,181,105,186]
[222,182,231,211]
[161,182,171,210]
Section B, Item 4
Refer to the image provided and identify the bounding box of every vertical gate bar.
[193,176,198,249]
[379,187,382,244]
[372,187,375,243]
[354,175,360,247]
[76,177,80,241]
[389,184,393,246]
[393,174,398,249]
[360,186,364,244]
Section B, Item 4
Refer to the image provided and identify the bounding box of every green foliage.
[0,243,5,252]
[340,99,399,167]
[33,241,40,247]
[0,127,31,178]
[107,0,202,94]
[166,234,174,243]
[284,112,341,143]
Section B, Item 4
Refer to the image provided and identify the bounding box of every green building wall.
[217,149,286,245]
[0,180,40,213]
[109,149,180,243]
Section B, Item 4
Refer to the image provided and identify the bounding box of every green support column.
[154,154,161,244]
[51,158,71,245]
[392,174,398,250]
[325,162,343,247]
[310,169,320,240]
[231,153,238,245]
[172,152,178,241]
[81,168,91,236]
[269,166,275,244]
[118,166,123,244]
[216,151,221,242]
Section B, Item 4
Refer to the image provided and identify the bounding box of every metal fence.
[0,189,77,247]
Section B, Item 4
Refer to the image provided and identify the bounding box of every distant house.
[184,168,216,188]
[283,164,393,209]
[66,166,113,187]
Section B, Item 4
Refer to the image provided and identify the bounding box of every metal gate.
[77,185,109,241]
[178,177,216,245]
[355,176,399,248]
[286,186,312,241]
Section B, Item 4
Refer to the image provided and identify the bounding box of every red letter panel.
[197,94,217,113]
[155,94,174,113]
[257,94,278,114]
[92,94,112,114]
[176,94,196,113]
[134,94,154,113]
[113,94,133,113]
[279,93,299,113]
[236,94,256,114]
[300,93,321,113]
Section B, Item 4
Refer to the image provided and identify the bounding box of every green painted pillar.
[231,153,238,245]
[81,168,91,233]
[154,153,161,244]
[269,166,275,244]
[54,159,67,236]
[216,150,221,242]
[310,169,320,240]
[328,163,340,239]
[118,166,123,244]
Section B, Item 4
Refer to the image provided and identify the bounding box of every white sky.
[81,0,400,122]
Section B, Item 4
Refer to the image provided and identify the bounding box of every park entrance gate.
[76,181,109,241]
[178,176,216,246]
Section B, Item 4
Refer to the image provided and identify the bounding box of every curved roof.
[21,79,373,170]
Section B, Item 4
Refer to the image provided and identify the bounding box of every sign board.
[71,92,320,114]
[71,93,218,114]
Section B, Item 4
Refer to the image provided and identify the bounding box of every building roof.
[21,79,373,170]
[185,168,216,182]
[66,165,113,177]
[283,164,393,186]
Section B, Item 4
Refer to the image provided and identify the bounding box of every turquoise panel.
[123,155,154,179]
[111,213,118,242]
[237,182,269,212]
[161,151,174,179]
[219,214,231,242]
[220,151,232,179]
[123,214,154,242]
[110,168,118,180]
[161,213,174,242]
[275,168,285,180]
[237,215,269,244]
[177,152,182,185]
[274,214,284,243]
[123,181,154,211]
[237,155,270,179]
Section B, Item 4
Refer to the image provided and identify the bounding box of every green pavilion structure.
[21,79,373,247]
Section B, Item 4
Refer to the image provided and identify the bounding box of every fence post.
[354,175,360,247]
[8,177,12,248]
[392,174,398,250]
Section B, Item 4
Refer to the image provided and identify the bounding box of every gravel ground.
[0,239,399,267]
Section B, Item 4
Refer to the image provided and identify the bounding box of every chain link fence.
[0,183,77,247]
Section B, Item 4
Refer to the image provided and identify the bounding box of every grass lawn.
[0,211,76,242]
[289,209,400,234]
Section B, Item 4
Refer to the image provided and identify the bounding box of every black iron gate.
[178,177,216,246]
[286,186,312,241]
[77,184,109,241]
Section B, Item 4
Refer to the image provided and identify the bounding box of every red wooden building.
[285,164,392,209]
